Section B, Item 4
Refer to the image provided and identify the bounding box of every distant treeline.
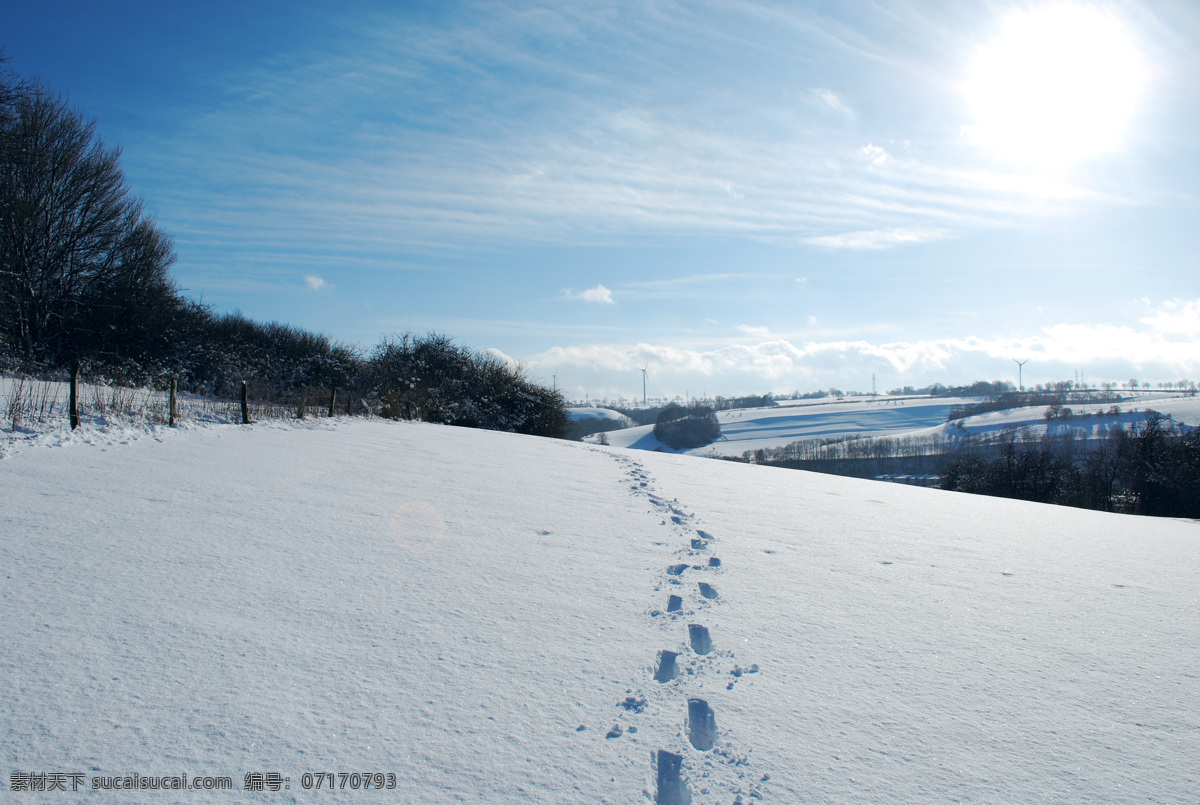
[565,413,634,442]
[740,412,1199,518]
[887,380,1016,398]
[943,412,1199,517]
[606,394,774,428]
[743,431,971,476]
[0,61,566,437]
[947,388,1128,421]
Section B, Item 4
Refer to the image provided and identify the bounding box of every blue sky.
[6,0,1200,400]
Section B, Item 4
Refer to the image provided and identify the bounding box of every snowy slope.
[910,394,1200,443]
[598,396,977,455]
[598,393,1200,457]
[2,419,1198,803]
[567,406,631,423]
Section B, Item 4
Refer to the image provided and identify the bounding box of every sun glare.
[962,4,1145,168]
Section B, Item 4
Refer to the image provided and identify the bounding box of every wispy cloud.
[814,88,853,114]
[128,0,1141,274]
[304,274,327,291]
[804,227,951,250]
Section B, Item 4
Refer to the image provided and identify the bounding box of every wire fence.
[1,374,332,434]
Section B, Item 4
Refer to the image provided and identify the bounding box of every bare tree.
[0,72,175,367]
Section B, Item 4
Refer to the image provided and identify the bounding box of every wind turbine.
[1013,358,1028,391]
[641,365,648,405]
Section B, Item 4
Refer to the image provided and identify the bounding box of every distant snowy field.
[595,393,1200,456]
[567,406,631,423]
[2,417,1197,802]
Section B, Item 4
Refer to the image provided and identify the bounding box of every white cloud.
[304,274,327,291]
[526,311,1200,397]
[804,227,951,250]
[861,144,890,166]
[565,284,615,304]
[1142,298,1200,337]
[482,347,520,368]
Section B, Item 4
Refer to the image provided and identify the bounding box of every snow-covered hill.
[568,406,632,423]
[597,393,1200,457]
[3,419,1197,802]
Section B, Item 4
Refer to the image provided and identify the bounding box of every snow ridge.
[599,451,768,804]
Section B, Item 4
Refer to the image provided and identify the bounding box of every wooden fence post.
[328,387,337,418]
[69,364,80,430]
[241,381,250,425]
[169,378,178,426]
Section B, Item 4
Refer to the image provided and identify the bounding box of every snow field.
[595,392,1200,458]
[2,418,1198,802]
[567,407,633,424]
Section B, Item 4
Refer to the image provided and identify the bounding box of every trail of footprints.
[603,454,768,805]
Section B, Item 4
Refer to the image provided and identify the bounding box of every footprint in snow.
[654,650,679,683]
[687,698,718,751]
[667,564,689,576]
[654,750,690,805]
[667,594,682,612]
[698,582,718,600]
[688,624,713,655]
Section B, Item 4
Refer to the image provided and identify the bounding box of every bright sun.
[962,4,1146,167]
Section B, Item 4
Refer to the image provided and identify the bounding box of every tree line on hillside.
[603,394,772,428]
[742,411,1199,518]
[653,402,721,449]
[565,413,634,442]
[0,57,566,437]
[946,386,1128,421]
[942,412,1200,517]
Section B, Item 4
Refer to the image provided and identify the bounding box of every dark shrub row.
[654,403,721,449]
